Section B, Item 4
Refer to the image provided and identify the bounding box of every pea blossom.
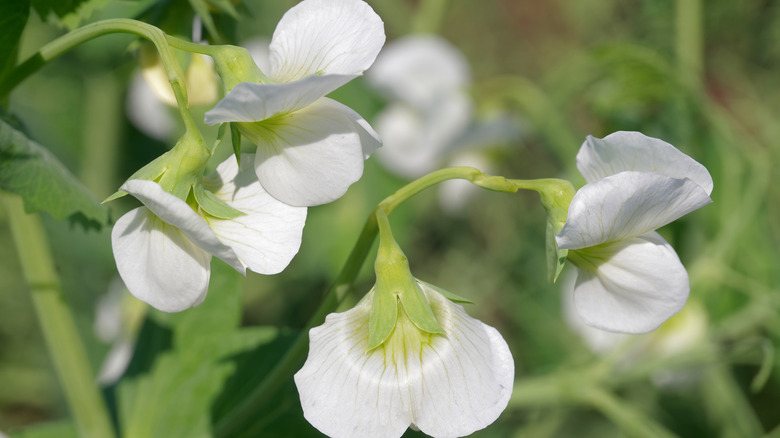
[111,154,306,312]
[294,282,514,438]
[556,131,713,333]
[204,0,385,207]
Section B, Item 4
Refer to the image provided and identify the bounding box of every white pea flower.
[111,154,306,312]
[204,0,385,207]
[295,282,514,438]
[556,131,713,334]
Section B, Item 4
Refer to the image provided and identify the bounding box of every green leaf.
[0,115,108,228]
[117,263,279,438]
[118,333,267,438]
[193,183,245,220]
[0,0,29,75]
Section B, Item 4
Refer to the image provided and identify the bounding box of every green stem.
[2,192,116,438]
[0,19,188,118]
[582,387,679,438]
[510,370,678,438]
[215,166,517,437]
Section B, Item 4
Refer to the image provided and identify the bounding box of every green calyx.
[537,179,575,283]
[210,45,270,93]
[103,131,242,220]
[367,211,444,350]
[508,177,576,283]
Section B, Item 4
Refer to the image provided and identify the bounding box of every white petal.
[570,232,690,334]
[560,269,629,354]
[269,0,385,82]
[556,171,712,250]
[294,285,514,438]
[368,35,470,108]
[120,180,245,273]
[111,207,211,312]
[204,74,357,125]
[577,131,713,195]
[243,37,272,77]
[251,98,367,206]
[203,154,307,274]
[337,101,382,159]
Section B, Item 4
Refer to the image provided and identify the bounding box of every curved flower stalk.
[556,131,713,334]
[295,282,514,438]
[367,35,518,211]
[111,154,306,312]
[204,0,385,207]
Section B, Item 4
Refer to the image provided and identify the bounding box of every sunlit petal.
[269,0,385,82]
[120,180,245,273]
[203,154,307,274]
[556,171,712,250]
[570,232,690,334]
[251,98,367,206]
[577,131,713,195]
[111,207,211,312]
[295,285,513,438]
[204,74,357,125]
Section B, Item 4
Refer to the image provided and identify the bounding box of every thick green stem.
[2,192,116,438]
[215,166,518,437]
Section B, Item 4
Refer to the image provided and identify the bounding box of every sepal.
[193,183,245,219]
[417,280,474,304]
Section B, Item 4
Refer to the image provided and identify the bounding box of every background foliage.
[1,0,779,437]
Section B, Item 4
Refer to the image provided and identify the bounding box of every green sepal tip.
[193,184,245,219]
[417,280,474,304]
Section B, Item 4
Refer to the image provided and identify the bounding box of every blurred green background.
[1,0,779,437]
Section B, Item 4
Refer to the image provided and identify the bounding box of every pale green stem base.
[2,192,116,438]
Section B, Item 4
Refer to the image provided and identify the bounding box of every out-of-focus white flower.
[367,35,518,211]
[94,277,147,384]
[295,283,514,438]
[556,131,713,334]
[126,47,219,141]
[369,35,470,109]
[111,154,306,312]
[204,0,385,207]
